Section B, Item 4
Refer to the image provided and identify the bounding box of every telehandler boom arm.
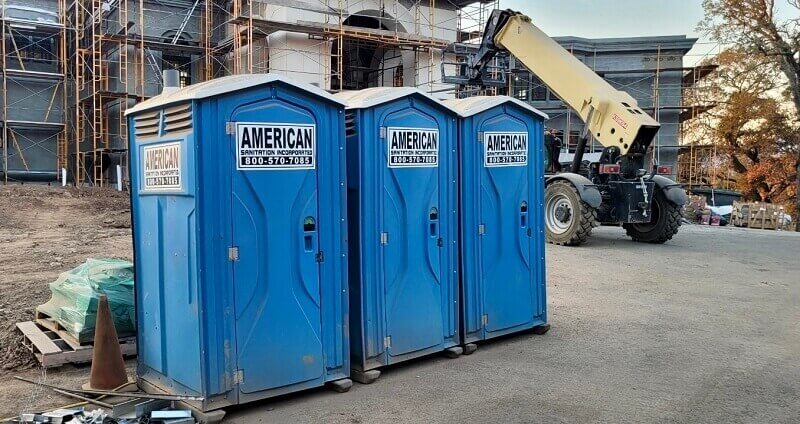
[469,10,660,157]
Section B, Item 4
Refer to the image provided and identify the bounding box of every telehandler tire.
[623,189,681,243]
[544,181,597,246]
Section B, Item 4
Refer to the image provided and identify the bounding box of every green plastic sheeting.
[37,258,136,344]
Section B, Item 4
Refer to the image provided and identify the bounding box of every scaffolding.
[1,0,490,186]
[70,0,222,187]
[1,0,68,183]
[676,63,725,189]
[70,0,134,186]
[447,0,501,98]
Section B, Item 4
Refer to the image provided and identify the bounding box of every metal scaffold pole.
[1,0,7,184]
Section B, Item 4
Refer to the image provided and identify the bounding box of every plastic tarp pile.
[37,258,136,343]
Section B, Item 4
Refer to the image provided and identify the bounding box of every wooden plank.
[59,347,94,365]
[53,328,84,351]
[121,340,137,357]
[36,308,135,344]
[259,0,343,14]
[41,353,67,367]
[35,308,92,344]
[16,322,61,355]
[18,321,137,368]
[34,315,85,351]
[231,16,450,47]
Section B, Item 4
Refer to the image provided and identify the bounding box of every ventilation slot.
[134,111,160,139]
[345,111,357,138]
[163,103,193,135]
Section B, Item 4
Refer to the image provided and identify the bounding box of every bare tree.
[701,0,800,229]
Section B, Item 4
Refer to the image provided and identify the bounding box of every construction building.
[1,0,501,185]
[676,63,726,191]
[1,0,712,186]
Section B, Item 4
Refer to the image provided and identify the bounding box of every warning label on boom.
[484,132,528,167]
[387,127,439,168]
[236,123,315,170]
[143,142,182,190]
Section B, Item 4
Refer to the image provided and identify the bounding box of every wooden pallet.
[35,309,136,345]
[731,201,792,230]
[16,321,136,368]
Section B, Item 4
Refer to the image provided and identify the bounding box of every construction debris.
[5,406,198,424]
[9,377,198,424]
[682,194,729,226]
[730,201,793,230]
[682,194,709,223]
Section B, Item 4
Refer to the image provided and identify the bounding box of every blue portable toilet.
[125,74,351,411]
[336,87,461,384]
[443,96,550,351]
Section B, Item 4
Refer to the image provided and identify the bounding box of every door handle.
[428,207,439,238]
[520,201,529,229]
[303,216,317,252]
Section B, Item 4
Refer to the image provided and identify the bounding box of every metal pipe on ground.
[13,376,204,402]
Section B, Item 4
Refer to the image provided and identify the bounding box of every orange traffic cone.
[83,294,131,391]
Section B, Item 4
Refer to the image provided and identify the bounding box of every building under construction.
[1,0,712,186]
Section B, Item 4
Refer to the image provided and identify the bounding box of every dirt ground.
[0,185,133,374]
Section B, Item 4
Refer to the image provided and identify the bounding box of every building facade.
[2,0,494,185]
[1,1,696,184]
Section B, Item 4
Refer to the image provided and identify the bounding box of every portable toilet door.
[337,87,461,384]
[444,96,550,350]
[126,74,351,411]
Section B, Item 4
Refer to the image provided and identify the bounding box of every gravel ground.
[225,224,800,423]
[1,192,798,422]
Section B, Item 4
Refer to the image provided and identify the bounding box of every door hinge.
[436,237,443,247]
[233,369,244,384]
[228,246,239,262]
[380,232,389,245]
[315,251,325,263]
[383,336,391,348]
[477,131,484,141]
[481,314,489,326]
[479,224,486,235]
[380,127,387,139]
[226,121,236,135]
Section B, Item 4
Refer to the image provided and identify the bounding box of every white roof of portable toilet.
[334,87,458,114]
[126,74,345,116]
[442,96,549,120]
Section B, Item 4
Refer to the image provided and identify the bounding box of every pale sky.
[499,0,720,65]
